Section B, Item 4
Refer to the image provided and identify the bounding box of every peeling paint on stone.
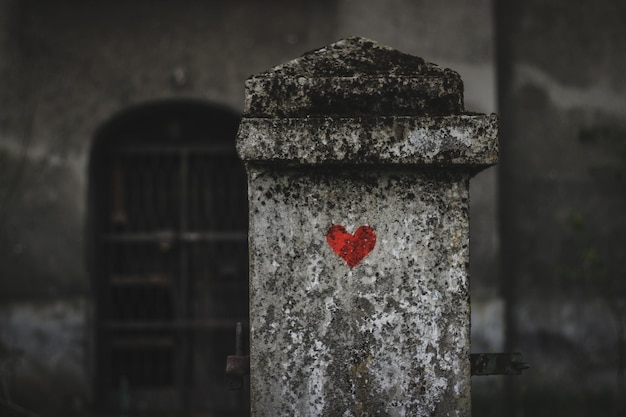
[238,37,498,417]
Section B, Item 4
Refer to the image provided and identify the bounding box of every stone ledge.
[237,114,498,167]
[244,75,463,118]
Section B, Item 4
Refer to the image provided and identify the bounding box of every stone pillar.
[237,37,498,417]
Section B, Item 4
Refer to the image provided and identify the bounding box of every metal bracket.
[226,326,527,386]
[470,352,529,376]
[225,322,250,390]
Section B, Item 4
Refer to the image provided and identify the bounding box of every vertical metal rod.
[179,147,191,410]
[235,322,243,356]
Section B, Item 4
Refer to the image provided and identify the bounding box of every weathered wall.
[0,1,339,415]
[497,0,626,414]
[0,0,498,416]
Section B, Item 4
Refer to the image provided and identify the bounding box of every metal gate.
[90,102,249,415]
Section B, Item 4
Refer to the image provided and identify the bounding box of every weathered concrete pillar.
[237,37,498,416]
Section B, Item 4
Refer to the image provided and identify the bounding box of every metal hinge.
[225,322,250,390]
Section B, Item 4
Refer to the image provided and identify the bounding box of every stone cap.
[237,114,498,168]
[244,37,464,117]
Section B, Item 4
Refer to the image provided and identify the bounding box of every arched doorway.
[88,100,249,415]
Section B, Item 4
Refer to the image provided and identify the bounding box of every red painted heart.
[326,224,376,268]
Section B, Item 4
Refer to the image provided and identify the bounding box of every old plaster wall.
[497,0,626,414]
[0,0,498,415]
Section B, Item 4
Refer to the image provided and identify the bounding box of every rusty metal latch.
[225,322,250,390]
[470,352,529,376]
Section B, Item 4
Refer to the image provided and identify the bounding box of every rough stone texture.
[244,37,464,118]
[239,38,498,416]
[238,115,497,168]
[247,169,472,416]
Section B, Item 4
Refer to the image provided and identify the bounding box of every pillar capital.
[243,37,463,118]
[238,37,497,170]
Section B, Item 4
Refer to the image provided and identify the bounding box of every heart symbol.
[326,224,376,268]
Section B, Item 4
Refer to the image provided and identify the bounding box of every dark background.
[1,0,625,415]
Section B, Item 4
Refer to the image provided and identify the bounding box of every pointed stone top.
[244,37,464,117]
[258,37,449,78]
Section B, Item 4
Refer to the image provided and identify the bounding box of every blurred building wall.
[4,0,599,415]
[497,0,626,414]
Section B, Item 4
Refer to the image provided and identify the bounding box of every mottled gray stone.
[238,37,498,417]
[244,37,463,118]
[247,170,471,417]
[237,115,498,168]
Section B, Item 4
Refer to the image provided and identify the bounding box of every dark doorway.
[88,100,249,416]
